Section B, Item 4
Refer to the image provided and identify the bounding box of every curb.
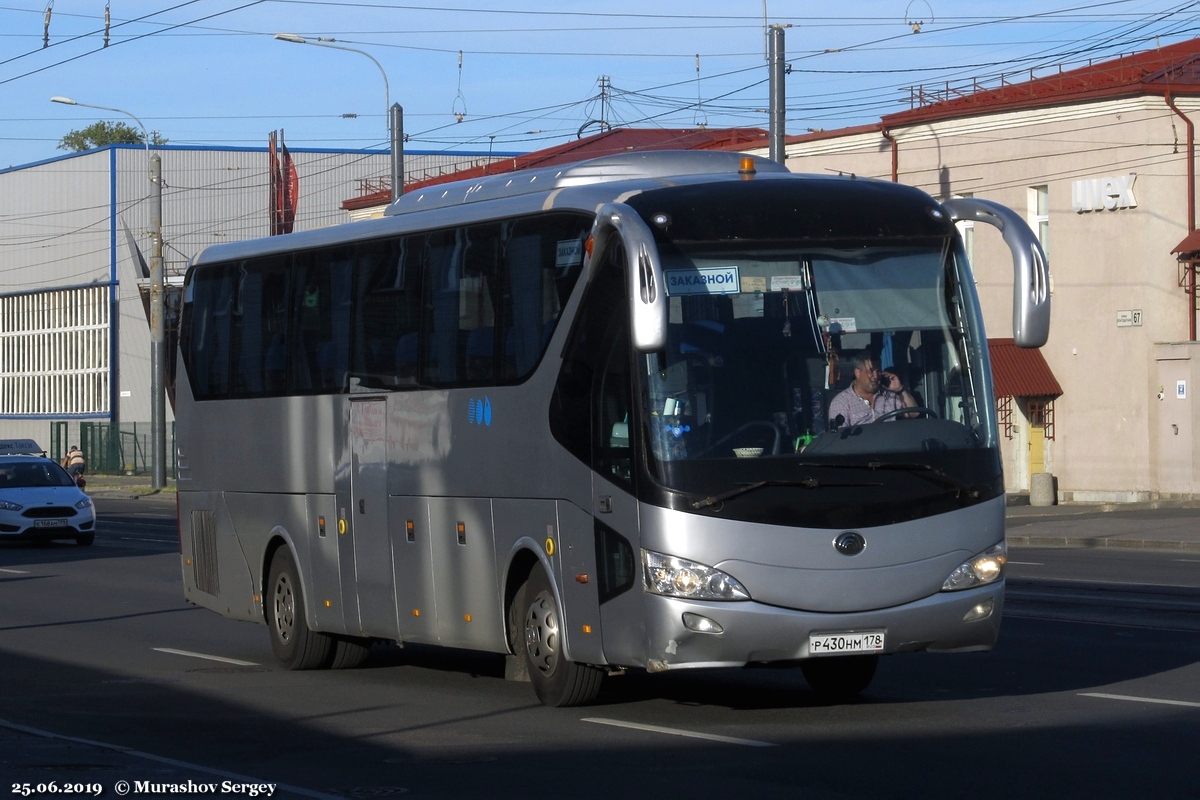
[1007,534,1200,553]
[1006,499,1200,518]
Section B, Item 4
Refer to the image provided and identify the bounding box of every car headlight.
[75,497,92,509]
[642,549,750,601]
[0,499,23,511]
[942,542,1007,591]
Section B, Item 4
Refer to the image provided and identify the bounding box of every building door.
[1027,399,1048,476]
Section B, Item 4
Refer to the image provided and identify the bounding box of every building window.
[0,286,109,416]
[1030,185,1049,254]
[1027,398,1055,440]
[997,395,1014,439]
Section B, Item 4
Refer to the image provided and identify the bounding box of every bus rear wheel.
[800,654,879,700]
[517,568,603,707]
[267,548,334,670]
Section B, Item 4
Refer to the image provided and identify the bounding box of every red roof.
[343,127,768,211]
[988,339,1062,398]
[881,38,1200,128]
[1173,229,1200,255]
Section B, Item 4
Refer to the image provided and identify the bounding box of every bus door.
[347,397,400,639]
[586,238,644,665]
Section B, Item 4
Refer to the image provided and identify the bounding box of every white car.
[0,440,96,546]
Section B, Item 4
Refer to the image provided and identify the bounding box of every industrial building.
[0,144,498,468]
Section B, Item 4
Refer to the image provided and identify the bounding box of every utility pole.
[391,103,404,199]
[598,76,612,132]
[149,153,166,490]
[769,24,788,164]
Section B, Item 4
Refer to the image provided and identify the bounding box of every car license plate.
[809,630,885,655]
[34,519,68,528]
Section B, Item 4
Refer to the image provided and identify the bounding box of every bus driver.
[828,351,917,427]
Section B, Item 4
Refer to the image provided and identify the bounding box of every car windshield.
[0,461,76,488]
[637,241,995,494]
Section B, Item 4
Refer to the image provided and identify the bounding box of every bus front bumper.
[637,581,1004,672]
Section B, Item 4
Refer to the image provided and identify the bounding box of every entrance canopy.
[988,339,1062,398]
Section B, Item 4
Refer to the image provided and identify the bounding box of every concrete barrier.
[1030,472,1056,506]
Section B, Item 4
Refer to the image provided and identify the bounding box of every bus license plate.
[809,630,885,655]
[34,519,68,528]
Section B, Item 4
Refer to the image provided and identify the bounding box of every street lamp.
[51,95,167,491]
[274,33,403,201]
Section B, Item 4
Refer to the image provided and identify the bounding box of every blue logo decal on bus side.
[468,397,493,425]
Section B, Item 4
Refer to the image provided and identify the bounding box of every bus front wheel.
[267,548,334,670]
[516,568,603,707]
[800,654,879,700]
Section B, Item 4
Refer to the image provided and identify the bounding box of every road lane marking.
[153,647,259,666]
[1080,692,1200,709]
[582,717,777,747]
[0,568,30,574]
[0,718,341,800]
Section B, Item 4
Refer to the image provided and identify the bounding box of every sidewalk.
[1004,495,1200,552]
[83,473,176,502]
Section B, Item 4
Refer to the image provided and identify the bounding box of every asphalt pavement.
[4,474,1193,789]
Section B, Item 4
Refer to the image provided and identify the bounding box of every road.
[2,498,1199,799]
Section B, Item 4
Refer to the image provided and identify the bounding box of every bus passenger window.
[184,265,233,398]
[229,257,290,396]
[291,248,351,394]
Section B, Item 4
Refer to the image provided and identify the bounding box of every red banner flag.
[280,132,298,235]
[268,130,280,236]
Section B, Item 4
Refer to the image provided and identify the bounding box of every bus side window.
[351,236,421,390]
[229,256,290,396]
[291,247,352,394]
[184,264,233,398]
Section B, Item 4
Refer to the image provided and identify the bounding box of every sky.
[2,0,1200,169]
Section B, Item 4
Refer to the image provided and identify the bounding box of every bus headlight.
[642,549,750,601]
[942,542,1007,591]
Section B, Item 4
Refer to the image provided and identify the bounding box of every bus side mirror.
[942,197,1050,349]
[591,203,667,351]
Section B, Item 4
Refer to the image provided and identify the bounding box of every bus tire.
[267,548,334,670]
[517,568,603,707]
[329,636,372,669]
[800,654,879,700]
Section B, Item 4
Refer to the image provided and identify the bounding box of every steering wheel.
[697,420,783,457]
[874,406,939,423]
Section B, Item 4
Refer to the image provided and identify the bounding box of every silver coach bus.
[176,151,1049,706]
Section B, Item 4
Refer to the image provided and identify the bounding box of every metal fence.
[49,421,176,476]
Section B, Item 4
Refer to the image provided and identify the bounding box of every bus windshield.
[639,240,997,509]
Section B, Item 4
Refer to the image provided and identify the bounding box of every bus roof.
[188,151,915,267]
[384,150,789,217]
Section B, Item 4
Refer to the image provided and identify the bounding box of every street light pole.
[51,96,166,490]
[274,33,402,201]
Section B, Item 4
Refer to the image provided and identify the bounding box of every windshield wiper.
[691,476,883,510]
[793,459,981,497]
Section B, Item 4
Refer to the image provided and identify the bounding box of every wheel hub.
[524,590,560,677]
[273,573,295,644]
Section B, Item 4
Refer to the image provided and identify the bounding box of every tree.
[58,121,168,152]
